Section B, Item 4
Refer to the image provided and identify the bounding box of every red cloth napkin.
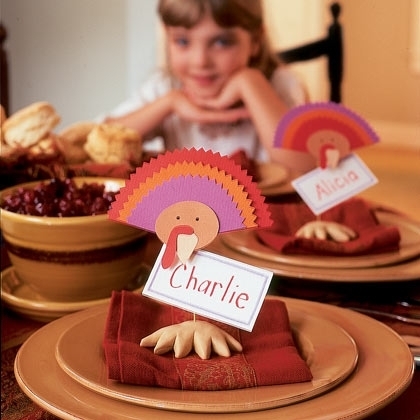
[103,291,312,390]
[229,149,261,182]
[257,198,401,255]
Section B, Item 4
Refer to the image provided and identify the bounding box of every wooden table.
[2,144,420,419]
[2,232,420,419]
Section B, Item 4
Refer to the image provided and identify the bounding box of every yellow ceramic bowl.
[0,177,147,302]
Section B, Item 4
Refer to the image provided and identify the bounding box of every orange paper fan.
[109,148,272,233]
[274,102,379,152]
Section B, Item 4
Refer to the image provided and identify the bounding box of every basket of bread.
[1,102,143,188]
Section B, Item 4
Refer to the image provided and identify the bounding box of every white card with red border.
[292,153,378,215]
[143,246,273,332]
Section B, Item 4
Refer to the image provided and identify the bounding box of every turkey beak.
[176,232,199,265]
[161,225,197,269]
[320,144,340,169]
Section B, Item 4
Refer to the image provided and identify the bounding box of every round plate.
[208,238,420,282]
[221,210,420,269]
[15,298,413,419]
[257,162,288,188]
[0,266,149,322]
[54,303,357,413]
[257,163,299,196]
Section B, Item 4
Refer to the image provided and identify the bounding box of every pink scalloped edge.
[109,148,272,229]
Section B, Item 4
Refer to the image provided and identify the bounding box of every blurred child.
[104,0,315,171]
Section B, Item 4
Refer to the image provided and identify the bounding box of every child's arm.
[185,68,285,150]
[231,69,288,155]
[105,94,173,138]
[187,68,315,171]
[105,90,249,139]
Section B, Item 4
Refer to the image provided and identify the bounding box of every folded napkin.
[103,291,312,390]
[229,149,261,182]
[257,198,401,256]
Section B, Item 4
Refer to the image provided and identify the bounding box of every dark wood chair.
[278,2,343,103]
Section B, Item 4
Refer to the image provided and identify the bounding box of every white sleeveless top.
[103,67,306,161]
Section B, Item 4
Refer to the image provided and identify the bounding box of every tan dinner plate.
[208,211,420,282]
[220,210,420,270]
[257,162,289,188]
[208,237,420,282]
[54,302,357,413]
[15,297,413,419]
[256,162,300,196]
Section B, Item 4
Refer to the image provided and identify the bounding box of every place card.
[109,148,274,334]
[273,102,380,215]
[143,246,273,332]
[274,102,380,163]
[292,153,378,215]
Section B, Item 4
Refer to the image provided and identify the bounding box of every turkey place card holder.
[108,148,274,353]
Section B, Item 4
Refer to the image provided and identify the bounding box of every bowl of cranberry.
[0,177,147,302]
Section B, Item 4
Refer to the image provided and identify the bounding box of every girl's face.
[166,13,259,99]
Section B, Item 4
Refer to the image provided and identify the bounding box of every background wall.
[264,0,329,102]
[1,0,419,146]
[265,0,419,148]
[342,0,420,124]
[1,0,158,129]
[342,0,420,148]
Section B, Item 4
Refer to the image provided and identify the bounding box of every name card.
[292,153,378,215]
[143,246,273,331]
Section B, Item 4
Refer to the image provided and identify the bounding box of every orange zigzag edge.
[109,148,271,228]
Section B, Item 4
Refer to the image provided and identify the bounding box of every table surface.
[2,145,420,419]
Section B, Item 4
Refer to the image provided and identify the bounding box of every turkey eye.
[195,217,200,221]
[176,216,180,220]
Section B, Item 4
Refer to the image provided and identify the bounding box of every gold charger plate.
[54,301,357,413]
[208,211,420,282]
[220,210,420,270]
[0,266,148,322]
[15,298,414,419]
[208,238,420,282]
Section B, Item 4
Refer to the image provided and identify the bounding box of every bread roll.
[57,121,96,163]
[27,134,60,157]
[0,142,14,158]
[84,123,142,164]
[3,102,61,148]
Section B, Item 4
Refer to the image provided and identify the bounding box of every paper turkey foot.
[140,320,243,360]
[296,220,357,242]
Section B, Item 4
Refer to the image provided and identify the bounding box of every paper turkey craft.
[274,102,379,169]
[274,102,380,241]
[108,148,273,359]
[109,147,272,265]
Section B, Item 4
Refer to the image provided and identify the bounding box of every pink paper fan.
[109,148,272,233]
[274,102,379,152]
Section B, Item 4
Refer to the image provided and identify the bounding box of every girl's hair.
[158,0,280,78]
